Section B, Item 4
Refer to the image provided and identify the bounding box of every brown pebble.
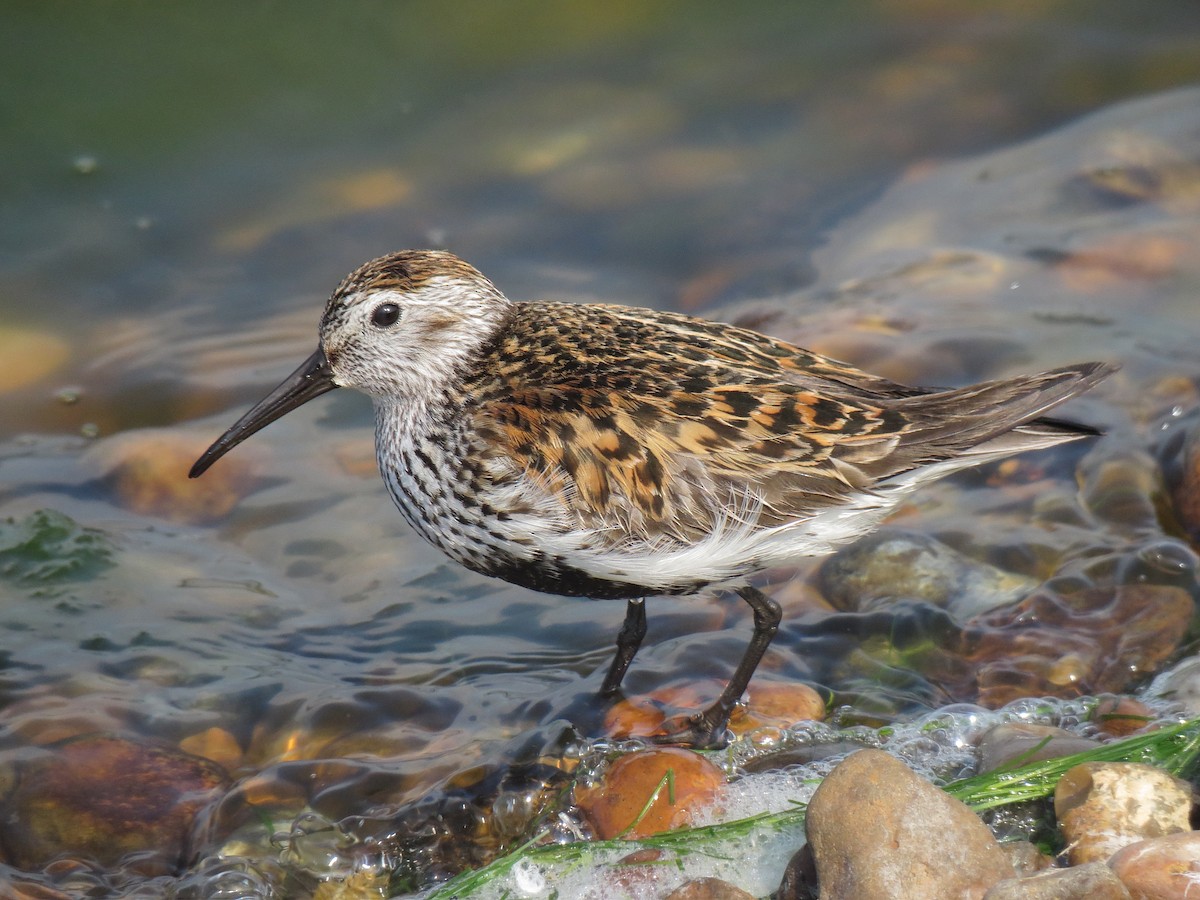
[0,734,229,874]
[729,682,826,735]
[1164,420,1200,545]
[977,723,1099,774]
[1000,840,1055,876]
[333,437,379,478]
[605,680,822,741]
[664,876,755,900]
[0,326,70,393]
[1108,831,1200,899]
[967,582,1192,708]
[311,869,389,899]
[1055,762,1193,865]
[983,861,1132,899]
[91,430,257,524]
[602,680,722,740]
[576,747,724,839]
[604,694,668,739]
[1055,233,1188,293]
[178,727,244,771]
[1092,696,1156,737]
[806,749,1015,899]
[608,848,670,895]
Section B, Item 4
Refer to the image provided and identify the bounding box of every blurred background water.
[3,1,1200,896]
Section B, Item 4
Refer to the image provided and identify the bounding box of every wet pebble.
[1053,232,1190,293]
[605,679,824,741]
[983,861,1132,899]
[606,848,672,896]
[965,581,1193,707]
[0,734,229,875]
[575,747,724,839]
[311,870,389,899]
[819,530,1037,619]
[728,682,826,737]
[806,748,1015,899]
[178,726,244,771]
[1108,831,1200,899]
[1001,840,1054,876]
[89,430,257,524]
[1156,409,1200,546]
[1079,452,1164,534]
[977,722,1100,773]
[663,876,755,900]
[1092,696,1156,738]
[1054,762,1193,865]
[0,326,71,393]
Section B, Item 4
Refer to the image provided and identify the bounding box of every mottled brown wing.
[464,303,921,542]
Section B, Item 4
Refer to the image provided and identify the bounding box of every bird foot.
[648,712,731,750]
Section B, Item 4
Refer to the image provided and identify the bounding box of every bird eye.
[371,302,401,328]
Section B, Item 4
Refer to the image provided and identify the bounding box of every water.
[3,3,1200,896]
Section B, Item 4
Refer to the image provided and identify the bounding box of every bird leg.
[653,585,781,750]
[599,597,647,697]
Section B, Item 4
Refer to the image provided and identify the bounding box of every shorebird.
[190,250,1114,748]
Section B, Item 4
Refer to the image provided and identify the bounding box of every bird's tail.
[891,360,1118,464]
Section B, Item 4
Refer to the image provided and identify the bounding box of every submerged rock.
[604,679,825,741]
[976,722,1100,773]
[819,529,1037,619]
[89,430,258,525]
[576,747,724,840]
[0,734,229,875]
[962,579,1193,707]
[1091,696,1156,737]
[1156,405,1200,547]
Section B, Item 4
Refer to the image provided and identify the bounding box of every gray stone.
[983,861,1132,899]
[978,723,1100,774]
[819,530,1037,619]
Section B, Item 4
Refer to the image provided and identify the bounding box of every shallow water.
[3,3,1200,896]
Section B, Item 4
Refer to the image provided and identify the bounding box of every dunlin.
[191,250,1115,748]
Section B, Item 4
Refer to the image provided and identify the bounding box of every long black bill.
[189,347,338,478]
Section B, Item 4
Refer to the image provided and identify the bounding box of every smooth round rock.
[1001,840,1054,876]
[818,530,1037,618]
[983,861,1132,899]
[0,326,70,393]
[1054,762,1193,865]
[576,747,724,839]
[664,876,755,900]
[1108,831,1200,900]
[806,748,1015,899]
[91,430,257,524]
[1092,696,1156,737]
[729,682,826,735]
[977,723,1100,774]
[0,734,229,874]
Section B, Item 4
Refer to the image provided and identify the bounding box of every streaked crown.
[319,250,512,401]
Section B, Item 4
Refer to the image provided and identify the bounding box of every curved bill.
[189,347,338,478]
